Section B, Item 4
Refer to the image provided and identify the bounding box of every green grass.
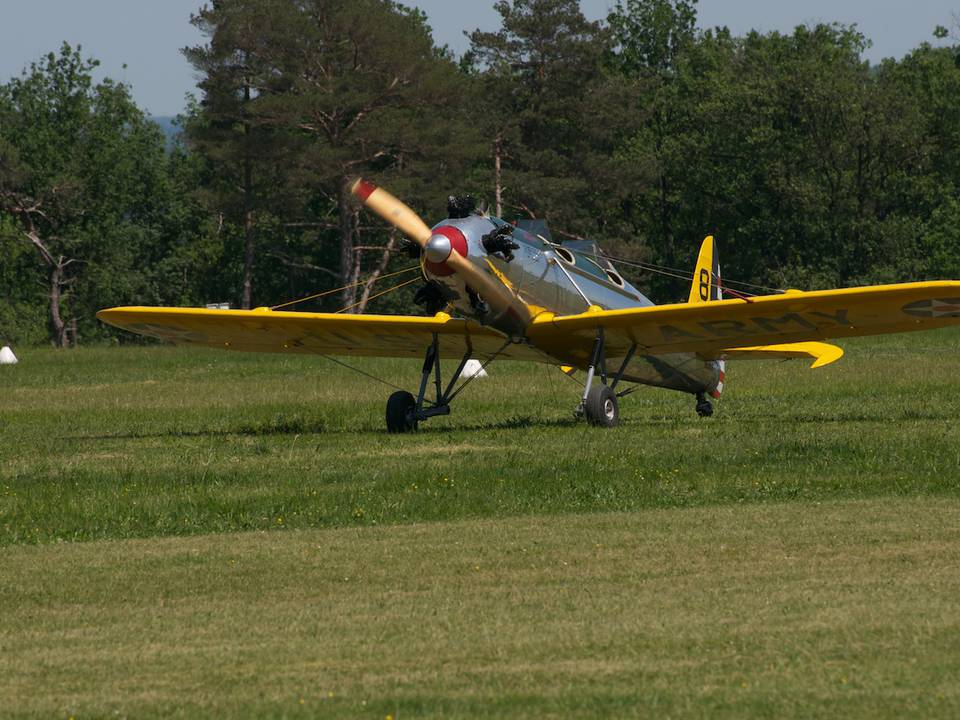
[2,331,960,718]
[2,330,960,545]
[2,499,959,719]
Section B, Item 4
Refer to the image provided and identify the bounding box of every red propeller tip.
[352,178,377,202]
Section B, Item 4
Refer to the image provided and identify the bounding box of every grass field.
[2,329,960,717]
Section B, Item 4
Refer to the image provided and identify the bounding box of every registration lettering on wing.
[659,309,851,342]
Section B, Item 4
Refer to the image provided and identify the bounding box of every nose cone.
[423,225,468,277]
[425,233,453,264]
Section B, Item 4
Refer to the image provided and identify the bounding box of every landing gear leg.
[576,329,626,428]
[695,391,713,418]
[385,334,472,433]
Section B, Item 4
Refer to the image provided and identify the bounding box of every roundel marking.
[902,297,960,318]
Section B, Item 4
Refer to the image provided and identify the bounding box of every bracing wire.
[446,339,513,403]
[270,264,421,311]
[579,250,786,296]
[311,351,409,394]
[276,267,427,394]
[335,276,421,314]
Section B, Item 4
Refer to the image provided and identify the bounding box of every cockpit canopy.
[514,219,620,277]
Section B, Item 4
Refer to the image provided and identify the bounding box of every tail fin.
[688,235,722,303]
[689,236,725,398]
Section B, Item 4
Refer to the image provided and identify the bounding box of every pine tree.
[466,0,609,236]
[184,0,300,309]
[186,0,474,310]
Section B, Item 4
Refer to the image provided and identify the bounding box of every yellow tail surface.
[688,235,722,304]
[689,236,725,396]
[686,235,842,388]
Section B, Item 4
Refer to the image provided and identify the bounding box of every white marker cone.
[462,359,487,379]
[0,346,17,365]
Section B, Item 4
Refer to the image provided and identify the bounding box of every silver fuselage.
[425,216,720,394]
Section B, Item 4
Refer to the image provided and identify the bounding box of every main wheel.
[584,385,620,428]
[386,390,418,433]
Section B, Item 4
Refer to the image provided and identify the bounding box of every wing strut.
[445,339,511,404]
[572,327,714,427]
[389,335,513,432]
[610,343,637,393]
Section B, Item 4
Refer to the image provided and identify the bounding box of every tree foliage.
[184,0,475,309]
[3,3,960,344]
[0,44,174,345]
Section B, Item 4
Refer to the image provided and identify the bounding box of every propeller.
[350,177,474,279]
[350,177,531,330]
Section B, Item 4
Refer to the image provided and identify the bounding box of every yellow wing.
[100,281,960,369]
[526,281,960,368]
[96,306,543,362]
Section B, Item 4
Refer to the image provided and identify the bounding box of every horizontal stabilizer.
[705,342,844,369]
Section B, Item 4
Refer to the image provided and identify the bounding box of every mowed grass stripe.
[2,330,960,545]
[2,497,959,719]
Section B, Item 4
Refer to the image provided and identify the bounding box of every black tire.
[584,385,619,428]
[386,390,418,433]
[695,392,713,418]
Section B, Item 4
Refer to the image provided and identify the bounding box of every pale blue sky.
[0,1,956,116]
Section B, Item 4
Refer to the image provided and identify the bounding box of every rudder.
[689,235,725,398]
[688,235,722,303]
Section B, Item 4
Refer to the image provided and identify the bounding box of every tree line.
[2,0,960,347]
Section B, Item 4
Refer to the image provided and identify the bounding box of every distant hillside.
[150,116,181,150]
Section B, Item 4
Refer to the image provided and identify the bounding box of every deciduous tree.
[0,44,169,345]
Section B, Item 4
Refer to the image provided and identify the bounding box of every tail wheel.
[695,392,714,418]
[584,385,619,428]
[386,390,418,433]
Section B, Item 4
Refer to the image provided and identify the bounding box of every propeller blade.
[351,178,531,331]
[351,178,432,247]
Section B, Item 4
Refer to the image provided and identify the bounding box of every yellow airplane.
[98,179,960,431]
